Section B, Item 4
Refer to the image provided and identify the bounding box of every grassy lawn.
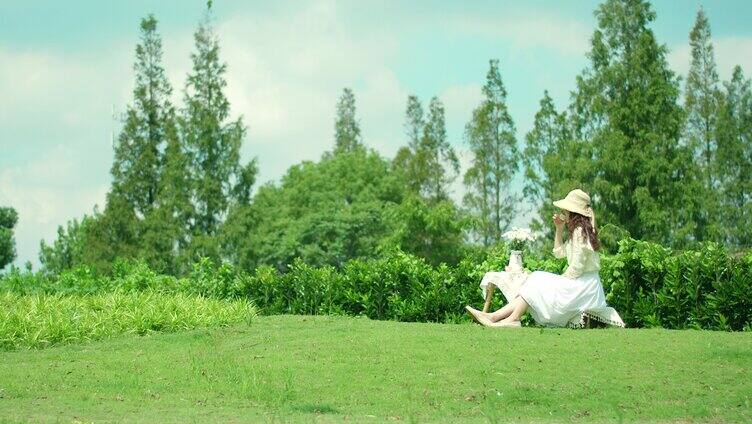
[0,315,750,423]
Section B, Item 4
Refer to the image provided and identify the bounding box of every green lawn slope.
[1,315,750,423]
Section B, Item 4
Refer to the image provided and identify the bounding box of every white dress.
[516,227,624,328]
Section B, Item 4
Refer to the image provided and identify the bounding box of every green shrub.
[604,240,752,330]
[2,239,750,331]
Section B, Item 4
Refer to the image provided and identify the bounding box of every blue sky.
[2,1,751,269]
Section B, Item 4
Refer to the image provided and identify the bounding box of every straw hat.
[553,189,596,228]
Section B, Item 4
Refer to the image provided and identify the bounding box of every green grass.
[0,315,750,423]
[0,291,256,350]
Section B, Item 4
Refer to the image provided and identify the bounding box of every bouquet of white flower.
[502,227,536,251]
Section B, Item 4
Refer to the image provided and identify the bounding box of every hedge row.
[2,240,750,330]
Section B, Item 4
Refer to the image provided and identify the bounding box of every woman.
[466,189,624,328]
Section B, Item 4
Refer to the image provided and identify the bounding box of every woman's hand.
[552,213,566,229]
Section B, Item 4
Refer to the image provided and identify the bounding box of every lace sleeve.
[552,242,566,259]
[562,227,588,279]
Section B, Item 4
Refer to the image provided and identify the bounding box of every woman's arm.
[552,215,566,258]
[562,227,586,279]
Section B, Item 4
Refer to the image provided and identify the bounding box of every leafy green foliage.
[522,91,580,242]
[394,95,459,204]
[39,216,90,275]
[382,194,469,266]
[222,147,405,271]
[0,206,18,270]
[40,9,256,276]
[110,14,174,219]
[603,239,752,330]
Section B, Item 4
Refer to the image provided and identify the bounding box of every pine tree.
[570,0,698,246]
[393,95,425,194]
[423,97,459,202]
[463,59,519,246]
[111,15,174,218]
[85,195,141,274]
[395,95,458,204]
[522,91,577,237]
[141,115,195,274]
[333,88,362,153]
[716,66,752,247]
[405,95,424,149]
[0,206,18,270]
[181,3,249,241]
[85,14,177,271]
[685,7,722,241]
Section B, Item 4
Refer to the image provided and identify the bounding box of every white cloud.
[211,0,405,182]
[0,145,109,269]
[449,13,591,57]
[0,45,133,269]
[668,36,752,82]
[359,69,411,156]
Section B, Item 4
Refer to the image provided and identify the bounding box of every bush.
[604,239,752,331]
[2,239,750,331]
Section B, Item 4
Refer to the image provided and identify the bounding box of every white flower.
[502,227,536,242]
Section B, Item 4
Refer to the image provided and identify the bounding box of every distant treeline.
[1,0,748,276]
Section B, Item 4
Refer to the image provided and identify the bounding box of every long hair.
[567,211,600,251]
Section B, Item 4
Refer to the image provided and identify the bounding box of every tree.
[522,91,581,239]
[39,14,207,275]
[383,193,468,266]
[224,148,405,271]
[394,95,459,204]
[111,15,175,219]
[39,197,140,276]
[390,95,466,260]
[141,119,196,274]
[684,7,722,241]
[333,88,362,153]
[110,14,197,274]
[423,97,459,202]
[85,194,141,274]
[39,215,92,275]
[463,59,519,246]
[180,3,256,261]
[393,95,427,194]
[716,66,752,247]
[569,0,698,246]
[0,206,18,270]
[96,14,174,271]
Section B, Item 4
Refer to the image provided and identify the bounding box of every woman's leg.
[498,297,529,323]
[487,297,527,322]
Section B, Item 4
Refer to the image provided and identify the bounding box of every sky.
[1,0,752,269]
